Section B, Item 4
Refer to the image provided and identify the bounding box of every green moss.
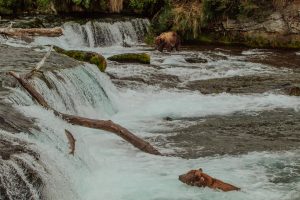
[54,46,107,72]
[90,55,105,71]
[108,53,150,64]
[0,6,13,14]
[144,28,156,45]
[196,34,214,43]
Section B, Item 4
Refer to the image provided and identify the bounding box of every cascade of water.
[8,64,118,118]
[1,63,120,199]
[34,18,150,49]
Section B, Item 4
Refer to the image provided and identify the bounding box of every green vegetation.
[108,53,150,64]
[150,0,290,39]
[0,0,164,14]
[54,46,107,72]
[128,0,162,14]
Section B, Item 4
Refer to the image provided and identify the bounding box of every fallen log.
[59,113,161,155]
[65,129,76,155]
[8,71,49,108]
[8,71,161,156]
[0,27,63,37]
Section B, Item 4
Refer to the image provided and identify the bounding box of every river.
[0,17,299,200]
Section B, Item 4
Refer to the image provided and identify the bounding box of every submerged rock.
[185,57,208,63]
[288,86,300,96]
[107,53,150,64]
[53,46,107,72]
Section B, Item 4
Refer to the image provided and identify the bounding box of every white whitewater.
[34,18,150,48]
[1,18,299,200]
[7,63,300,200]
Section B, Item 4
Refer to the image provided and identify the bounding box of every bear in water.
[155,31,181,52]
[179,168,240,192]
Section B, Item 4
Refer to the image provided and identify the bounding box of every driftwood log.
[25,46,53,79]
[0,27,63,37]
[8,71,161,156]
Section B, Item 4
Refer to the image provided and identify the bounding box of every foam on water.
[111,88,300,131]
[8,104,300,200]
[242,49,273,56]
[159,55,287,82]
[7,61,300,200]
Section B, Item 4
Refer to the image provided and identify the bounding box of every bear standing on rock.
[155,31,181,52]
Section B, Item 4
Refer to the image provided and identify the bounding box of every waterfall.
[34,18,150,48]
[0,18,151,198]
[2,64,120,199]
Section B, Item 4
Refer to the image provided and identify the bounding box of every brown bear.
[155,31,181,52]
[179,168,240,192]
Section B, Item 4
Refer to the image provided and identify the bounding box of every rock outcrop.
[216,1,300,48]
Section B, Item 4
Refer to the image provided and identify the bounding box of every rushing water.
[0,18,300,200]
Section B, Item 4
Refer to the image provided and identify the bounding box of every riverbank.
[2,0,300,49]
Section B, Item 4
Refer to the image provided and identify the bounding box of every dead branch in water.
[8,71,49,108]
[25,46,53,79]
[65,129,76,155]
[0,27,63,37]
[8,71,161,156]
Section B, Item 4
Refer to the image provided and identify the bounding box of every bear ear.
[199,168,203,172]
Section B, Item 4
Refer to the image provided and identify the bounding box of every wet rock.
[0,44,81,74]
[54,46,107,72]
[108,53,150,64]
[163,109,300,158]
[185,57,207,63]
[0,102,39,133]
[186,74,300,95]
[0,138,39,161]
[164,116,173,121]
[288,86,300,96]
[13,18,45,28]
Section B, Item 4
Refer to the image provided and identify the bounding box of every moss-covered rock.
[107,53,150,64]
[53,46,107,72]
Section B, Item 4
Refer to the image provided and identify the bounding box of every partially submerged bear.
[179,168,240,192]
[155,31,181,52]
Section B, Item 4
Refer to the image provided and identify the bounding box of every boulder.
[185,57,208,63]
[107,53,150,64]
[53,46,107,72]
[288,86,300,96]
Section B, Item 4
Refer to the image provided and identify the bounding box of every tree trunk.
[8,71,162,156]
[0,27,63,37]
